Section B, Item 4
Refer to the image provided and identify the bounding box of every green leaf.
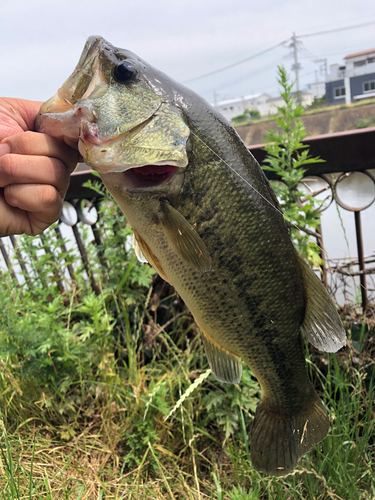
[262,66,323,265]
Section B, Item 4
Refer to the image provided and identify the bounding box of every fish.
[35,36,346,477]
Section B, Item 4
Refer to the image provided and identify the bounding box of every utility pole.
[292,32,301,106]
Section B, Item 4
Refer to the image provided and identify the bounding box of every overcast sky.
[1,0,375,105]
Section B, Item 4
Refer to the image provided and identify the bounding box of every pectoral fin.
[160,201,212,273]
[200,328,242,384]
[298,255,346,352]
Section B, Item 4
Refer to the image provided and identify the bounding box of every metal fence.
[1,127,374,311]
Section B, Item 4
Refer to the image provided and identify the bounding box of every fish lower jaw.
[80,120,101,144]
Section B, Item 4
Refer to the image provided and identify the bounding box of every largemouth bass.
[35,36,346,476]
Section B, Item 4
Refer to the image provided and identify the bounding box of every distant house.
[305,81,326,99]
[266,90,315,115]
[213,87,318,121]
[213,93,271,121]
[326,49,375,106]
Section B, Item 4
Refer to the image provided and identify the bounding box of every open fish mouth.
[37,101,185,179]
[115,164,180,191]
[131,164,177,182]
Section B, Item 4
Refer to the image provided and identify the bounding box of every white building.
[305,81,326,99]
[326,49,375,105]
[213,93,271,121]
[214,87,317,121]
[265,90,315,115]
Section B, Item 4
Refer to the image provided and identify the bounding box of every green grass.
[0,200,373,499]
[0,276,373,499]
[356,116,375,129]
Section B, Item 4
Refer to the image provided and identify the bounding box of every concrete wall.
[235,102,375,146]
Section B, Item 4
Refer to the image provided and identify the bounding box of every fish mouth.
[118,164,179,191]
[76,114,185,177]
[36,34,189,185]
[131,164,177,182]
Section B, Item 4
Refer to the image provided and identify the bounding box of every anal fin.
[200,329,242,384]
[298,255,346,353]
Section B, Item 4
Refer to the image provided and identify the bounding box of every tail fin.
[250,395,329,476]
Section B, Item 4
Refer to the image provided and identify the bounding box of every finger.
[0,154,70,197]
[0,99,42,139]
[64,137,79,150]
[0,192,31,236]
[0,98,42,131]
[4,183,63,223]
[2,131,79,173]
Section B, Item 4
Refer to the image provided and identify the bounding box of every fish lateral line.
[190,130,284,218]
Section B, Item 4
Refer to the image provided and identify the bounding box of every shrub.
[263,66,324,266]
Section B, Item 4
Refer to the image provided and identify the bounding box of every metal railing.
[249,127,375,311]
[0,127,374,311]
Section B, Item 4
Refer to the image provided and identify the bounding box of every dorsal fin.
[298,255,346,352]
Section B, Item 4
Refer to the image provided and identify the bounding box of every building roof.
[344,49,375,59]
[215,93,270,107]
[266,89,312,103]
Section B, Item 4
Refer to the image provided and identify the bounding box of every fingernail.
[0,142,10,157]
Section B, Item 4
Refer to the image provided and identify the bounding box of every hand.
[0,98,79,237]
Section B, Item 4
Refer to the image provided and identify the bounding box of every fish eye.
[113,60,137,83]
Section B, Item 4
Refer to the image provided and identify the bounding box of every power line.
[190,19,375,98]
[182,40,289,83]
[298,20,375,38]
[202,57,284,94]
[184,20,375,86]
[299,42,322,63]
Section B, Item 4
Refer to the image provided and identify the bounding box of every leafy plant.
[355,116,375,129]
[305,93,326,110]
[232,108,261,124]
[0,188,155,424]
[227,485,261,500]
[0,213,374,498]
[247,109,261,119]
[263,66,325,266]
[203,366,258,442]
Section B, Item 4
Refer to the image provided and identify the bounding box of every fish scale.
[173,139,308,399]
[35,35,346,477]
